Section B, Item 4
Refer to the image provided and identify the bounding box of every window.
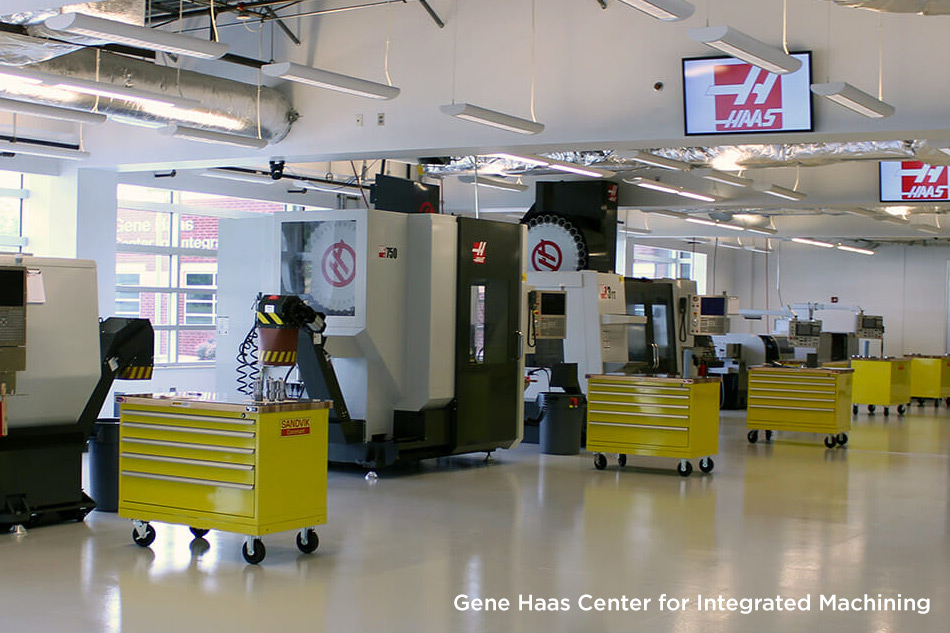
[115,185,288,364]
[625,244,707,294]
[0,171,26,253]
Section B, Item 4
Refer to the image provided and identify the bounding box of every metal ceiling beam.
[416,0,445,28]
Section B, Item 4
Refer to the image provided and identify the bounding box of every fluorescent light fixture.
[548,161,609,178]
[626,149,690,171]
[617,0,695,20]
[0,97,106,125]
[485,152,550,167]
[263,62,400,100]
[879,214,909,225]
[626,176,718,202]
[693,168,753,188]
[811,82,894,119]
[842,207,882,218]
[644,209,689,219]
[755,183,806,201]
[0,138,89,160]
[45,12,229,59]
[619,227,653,235]
[202,168,278,185]
[292,180,363,198]
[916,224,941,234]
[686,217,744,231]
[836,244,875,255]
[746,225,778,235]
[159,124,268,149]
[791,237,835,248]
[458,174,529,192]
[439,102,544,135]
[688,25,802,75]
[884,206,911,217]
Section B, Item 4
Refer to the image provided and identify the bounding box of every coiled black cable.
[236,322,260,396]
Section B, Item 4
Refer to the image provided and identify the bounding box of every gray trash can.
[539,392,586,455]
[88,419,120,512]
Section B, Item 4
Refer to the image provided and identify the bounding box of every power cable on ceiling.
[782,0,790,55]
[878,12,884,100]
[451,0,459,104]
[210,1,220,42]
[384,0,393,86]
[530,0,537,123]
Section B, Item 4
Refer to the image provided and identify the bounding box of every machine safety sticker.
[531,240,563,271]
[280,418,311,437]
[321,240,357,288]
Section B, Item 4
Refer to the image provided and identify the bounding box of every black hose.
[236,323,259,395]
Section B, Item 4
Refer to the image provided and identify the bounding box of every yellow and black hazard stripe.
[261,350,297,364]
[257,311,285,326]
[120,366,154,380]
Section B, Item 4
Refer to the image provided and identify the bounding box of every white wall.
[730,241,950,357]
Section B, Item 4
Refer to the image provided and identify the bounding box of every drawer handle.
[589,390,689,399]
[748,396,835,403]
[589,421,688,432]
[123,422,255,438]
[749,404,835,412]
[122,452,255,471]
[589,409,689,420]
[121,438,255,455]
[123,410,255,426]
[121,470,254,490]
[590,402,689,410]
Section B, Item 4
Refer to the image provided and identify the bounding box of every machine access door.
[454,218,522,453]
[624,280,679,375]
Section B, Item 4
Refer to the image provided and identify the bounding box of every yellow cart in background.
[907,355,950,408]
[586,375,720,477]
[747,366,853,448]
[850,357,910,417]
[117,395,330,564]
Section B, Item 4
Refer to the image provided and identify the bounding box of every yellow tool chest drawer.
[907,355,950,407]
[850,357,910,416]
[586,375,720,477]
[747,366,852,448]
[117,395,330,564]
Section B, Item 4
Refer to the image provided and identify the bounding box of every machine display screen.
[793,322,820,337]
[540,292,566,316]
[700,296,726,316]
[682,52,813,136]
[0,269,25,306]
[860,316,883,329]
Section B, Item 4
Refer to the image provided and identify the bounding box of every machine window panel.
[652,304,671,356]
[470,284,486,364]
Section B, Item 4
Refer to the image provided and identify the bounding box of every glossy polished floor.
[2,408,949,633]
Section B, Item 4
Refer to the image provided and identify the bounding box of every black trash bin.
[539,392,587,455]
[88,419,120,512]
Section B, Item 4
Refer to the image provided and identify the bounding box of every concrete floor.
[2,408,949,632]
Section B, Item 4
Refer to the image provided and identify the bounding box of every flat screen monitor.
[879,160,950,202]
[682,52,813,136]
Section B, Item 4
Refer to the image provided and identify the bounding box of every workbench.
[907,355,950,408]
[117,395,330,564]
[586,374,720,477]
[850,357,910,416]
[747,366,853,448]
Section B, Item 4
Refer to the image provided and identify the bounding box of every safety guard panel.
[851,358,910,408]
[908,355,950,401]
[586,375,720,460]
[747,367,852,435]
[118,396,330,537]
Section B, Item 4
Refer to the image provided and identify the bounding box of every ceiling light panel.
[202,169,278,185]
[159,124,268,149]
[791,237,835,248]
[440,103,543,134]
[548,162,609,178]
[617,0,695,21]
[458,175,529,192]
[0,138,89,160]
[263,62,400,100]
[693,168,753,188]
[688,25,802,75]
[0,97,105,125]
[811,82,895,118]
[626,149,690,171]
[756,183,806,201]
[836,244,875,255]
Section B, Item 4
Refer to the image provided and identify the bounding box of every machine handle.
[651,343,660,370]
[515,330,524,360]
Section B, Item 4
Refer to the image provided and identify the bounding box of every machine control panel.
[856,314,884,340]
[0,267,26,348]
[529,290,567,340]
[788,319,822,349]
[688,294,729,336]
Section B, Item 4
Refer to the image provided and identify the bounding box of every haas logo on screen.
[898,161,949,200]
[708,63,783,131]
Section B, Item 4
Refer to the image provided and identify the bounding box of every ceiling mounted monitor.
[682,52,813,136]
[880,160,950,202]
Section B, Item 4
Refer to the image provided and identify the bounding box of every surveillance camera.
[269,160,285,180]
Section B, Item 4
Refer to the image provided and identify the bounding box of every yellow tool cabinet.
[117,395,330,564]
[907,355,950,408]
[585,375,720,477]
[747,367,853,448]
[850,358,910,417]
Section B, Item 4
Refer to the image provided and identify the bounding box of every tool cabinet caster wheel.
[884,407,891,417]
[677,460,693,477]
[242,539,266,565]
[917,398,925,407]
[867,405,876,414]
[765,430,773,442]
[824,435,837,449]
[747,430,759,444]
[699,457,714,473]
[132,523,156,547]
[593,453,608,470]
[189,527,209,539]
[617,454,627,467]
[897,404,906,415]
[296,529,319,554]
[836,433,849,446]
[852,404,858,415]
